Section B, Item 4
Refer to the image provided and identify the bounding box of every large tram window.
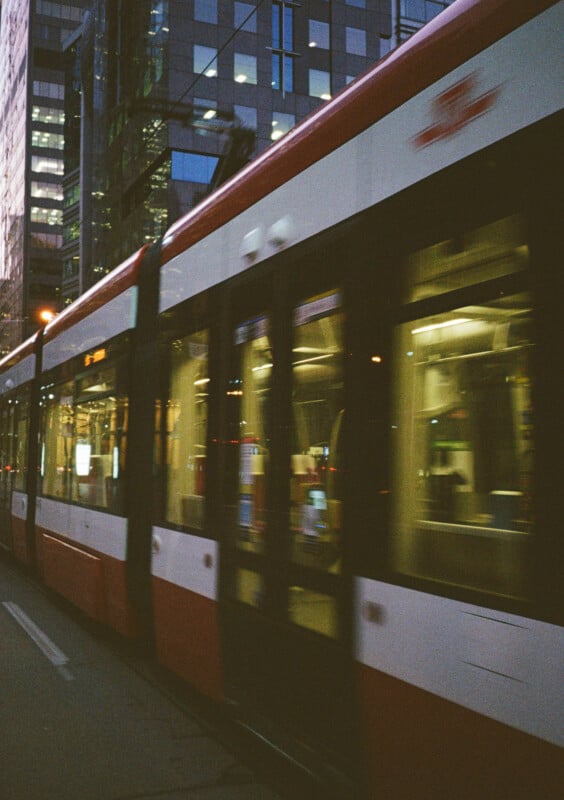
[289,291,344,637]
[1,393,30,507]
[0,401,13,510]
[227,315,271,607]
[73,367,128,512]
[392,219,532,598]
[14,394,30,492]
[39,381,74,501]
[165,329,209,530]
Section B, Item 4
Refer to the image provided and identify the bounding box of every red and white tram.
[1,1,562,797]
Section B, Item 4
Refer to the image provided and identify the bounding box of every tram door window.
[0,401,14,514]
[392,216,533,598]
[227,314,271,607]
[289,291,344,638]
[14,394,30,492]
[164,329,209,529]
[39,381,74,501]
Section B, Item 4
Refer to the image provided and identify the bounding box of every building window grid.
[193,45,218,78]
[309,20,330,50]
[234,52,257,85]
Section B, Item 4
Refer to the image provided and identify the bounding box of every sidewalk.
[0,556,283,800]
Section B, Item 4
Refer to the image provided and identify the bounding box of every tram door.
[220,277,356,777]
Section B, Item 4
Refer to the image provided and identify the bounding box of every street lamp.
[37,308,56,325]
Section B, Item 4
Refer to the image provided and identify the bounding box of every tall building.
[0,0,89,355]
[65,0,394,298]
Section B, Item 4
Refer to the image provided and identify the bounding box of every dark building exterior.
[68,0,394,297]
[0,0,89,355]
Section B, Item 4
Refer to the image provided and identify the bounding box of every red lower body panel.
[357,662,563,800]
[35,529,137,637]
[152,576,222,703]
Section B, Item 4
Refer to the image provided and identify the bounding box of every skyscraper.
[0,0,89,355]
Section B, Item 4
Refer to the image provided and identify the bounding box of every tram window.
[39,381,74,501]
[165,329,209,530]
[0,402,13,509]
[392,223,533,598]
[228,315,271,567]
[73,368,128,513]
[289,291,344,637]
[14,394,30,492]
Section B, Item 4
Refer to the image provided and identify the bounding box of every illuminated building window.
[309,20,330,49]
[31,181,63,201]
[271,112,295,141]
[31,207,63,226]
[346,0,366,7]
[32,106,65,125]
[193,45,218,77]
[32,156,64,176]
[234,52,257,85]
[309,69,331,100]
[193,98,218,123]
[32,130,64,149]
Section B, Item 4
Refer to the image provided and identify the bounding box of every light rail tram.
[1,1,562,796]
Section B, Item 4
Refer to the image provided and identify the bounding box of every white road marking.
[2,601,75,681]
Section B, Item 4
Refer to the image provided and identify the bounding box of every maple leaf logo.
[413,72,500,149]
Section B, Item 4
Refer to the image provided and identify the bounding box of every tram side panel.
[151,529,222,702]
[149,287,224,703]
[33,255,145,637]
